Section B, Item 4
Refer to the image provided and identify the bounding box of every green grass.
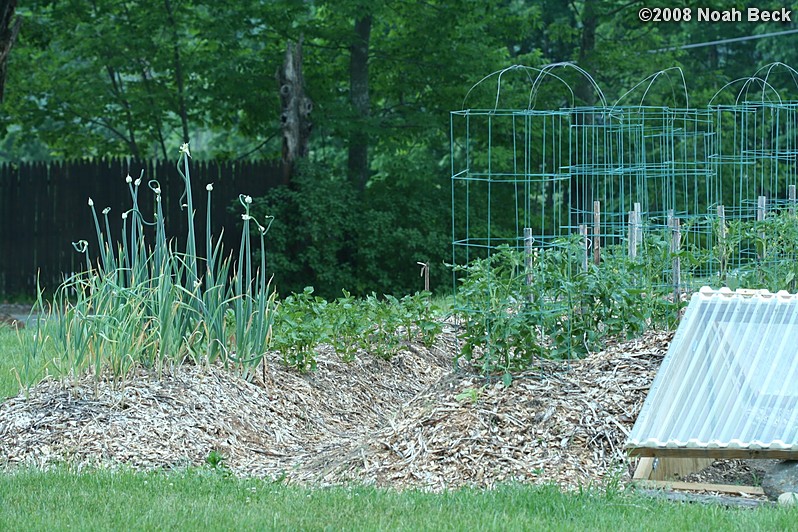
[0,468,795,531]
[0,326,34,399]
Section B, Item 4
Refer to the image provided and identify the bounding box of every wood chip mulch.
[0,325,672,491]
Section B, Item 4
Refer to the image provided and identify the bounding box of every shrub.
[249,162,451,298]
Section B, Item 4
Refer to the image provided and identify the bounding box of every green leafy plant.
[22,145,276,391]
[454,385,485,404]
[327,290,370,363]
[363,293,403,360]
[271,287,328,372]
[454,235,684,374]
[454,246,549,373]
[205,450,228,470]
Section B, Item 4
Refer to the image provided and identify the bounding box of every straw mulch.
[0,325,671,490]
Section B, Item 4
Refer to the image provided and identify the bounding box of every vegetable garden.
[3,64,798,505]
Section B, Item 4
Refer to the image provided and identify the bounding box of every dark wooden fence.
[0,159,284,297]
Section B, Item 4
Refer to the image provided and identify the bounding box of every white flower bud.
[88,198,94,207]
[134,178,142,186]
[125,175,132,184]
[154,187,161,195]
[244,195,252,204]
[241,214,251,221]
[102,207,111,215]
[180,142,191,157]
[122,212,128,220]
[206,183,213,191]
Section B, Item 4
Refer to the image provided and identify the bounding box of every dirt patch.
[0,325,706,491]
[0,303,36,329]
[678,459,776,487]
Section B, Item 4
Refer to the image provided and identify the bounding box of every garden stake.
[671,217,681,305]
[717,204,727,281]
[417,261,430,292]
[593,201,601,266]
[757,195,767,260]
[523,228,534,303]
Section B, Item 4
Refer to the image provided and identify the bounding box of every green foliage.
[0,323,49,399]
[204,450,228,471]
[271,287,328,372]
[717,210,798,292]
[455,247,550,373]
[250,162,450,298]
[21,150,276,389]
[327,290,370,363]
[4,0,535,161]
[271,288,443,368]
[454,238,681,374]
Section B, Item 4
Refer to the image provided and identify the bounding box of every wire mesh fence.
[451,62,798,363]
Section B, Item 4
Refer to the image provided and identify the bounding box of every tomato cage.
[450,64,721,365]
[708,63,798,293]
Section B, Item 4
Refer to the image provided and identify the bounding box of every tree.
[277,37,313,184]
[0,0,20,103]
[347,14,371,191]
[2,0,299,159]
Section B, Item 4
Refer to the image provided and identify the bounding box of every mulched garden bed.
[0,322,762,494]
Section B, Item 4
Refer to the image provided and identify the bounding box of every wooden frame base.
[634,479,764,496]
[629,448,798,459]
[632,457,765,496]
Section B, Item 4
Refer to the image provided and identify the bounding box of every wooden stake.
[717,204,726,280]
[790,185,796,217]
[635,480,765,497]
[671,217,681,303]
[757,195,767,260]
[628,210,637,259]
[593,201,601,266]
[523,228,535,303]
[634,202,643,248]
[417,262,429,292]
[578,224,588,272]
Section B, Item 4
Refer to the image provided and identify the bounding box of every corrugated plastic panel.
[626,286,798,455]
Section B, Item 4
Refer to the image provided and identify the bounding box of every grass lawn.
[0,468,796,531]
[0,325,36,399]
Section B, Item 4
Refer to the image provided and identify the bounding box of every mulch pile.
[0,324,672,490]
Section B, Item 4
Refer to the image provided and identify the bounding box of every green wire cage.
[451,63,798,364]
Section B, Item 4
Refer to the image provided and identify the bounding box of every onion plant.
[23,144,276,390]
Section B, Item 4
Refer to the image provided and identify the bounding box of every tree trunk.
[348,15,371,191]
[104,65,141,158]
[164,0,190,145]
[0,0,20,103]
[277,37,313,185]
[568,0,598,228]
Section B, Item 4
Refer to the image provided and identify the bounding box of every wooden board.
[633,456,716,481]
[633,457,655,480]
[651,457,715,481]
[635,479,765,496]
[628,447,798,459]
